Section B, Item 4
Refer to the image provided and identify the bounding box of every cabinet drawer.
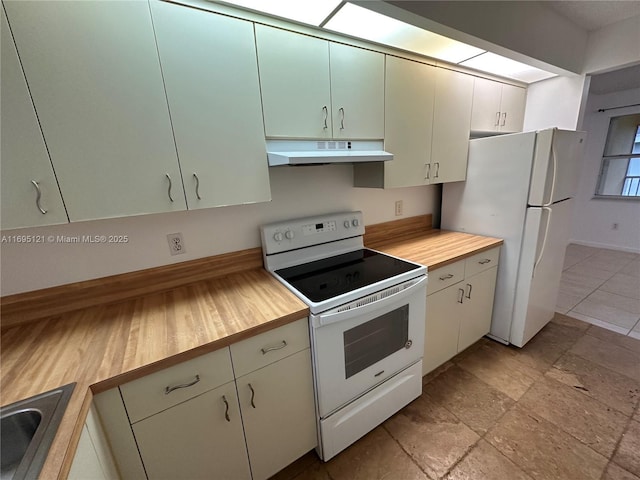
[230,318,310,377]
[464,247,500,278]
[427,260,465,296]
[120,348,234,423]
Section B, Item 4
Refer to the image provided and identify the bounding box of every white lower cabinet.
[95,318,316,480]
[132,382,251,480]
[423,248,500,375]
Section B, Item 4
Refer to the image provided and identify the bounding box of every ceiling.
[544,1,640,31]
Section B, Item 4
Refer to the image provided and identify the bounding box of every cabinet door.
[470,77,502,133]
[330,43,384,140]
[458,266,498,352]
[499,84,526,133]
[256,25,331,139]
[132,382,251,480]
[4,1,186,221]
[150,2,270,209]
[68,425,108,480]
[423,283,463,375]
[381,56,435,187]
[1,8,67,230]
[238,349,317,480]
[431,68,473,184]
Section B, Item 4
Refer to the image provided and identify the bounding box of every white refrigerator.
[441,128,586,347]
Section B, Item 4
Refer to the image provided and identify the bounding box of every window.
[596,113,640,198]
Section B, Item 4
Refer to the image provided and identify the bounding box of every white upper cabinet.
[4,0,186,222]
[329,43,385,140]
[256,25,384,139]
[471,77,526,134]
[256,25,332,139]
[353,56,435,188]
[1,8,68,230]
[430,68,474,184]
[150,1,270,209]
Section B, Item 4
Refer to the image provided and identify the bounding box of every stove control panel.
[261,211,365,256]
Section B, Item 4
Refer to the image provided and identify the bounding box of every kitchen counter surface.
[1,216,502,479]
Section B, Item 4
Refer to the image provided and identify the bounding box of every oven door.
[310,276,426,418]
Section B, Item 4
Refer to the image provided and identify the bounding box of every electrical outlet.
[395,200,403,216]
[167,233,186,255]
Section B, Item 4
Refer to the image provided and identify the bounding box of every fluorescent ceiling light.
[324,3,485,64]
[218,0,341,26]
[460,52,557,83]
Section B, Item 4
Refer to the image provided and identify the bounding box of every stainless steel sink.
[1,383,75,480]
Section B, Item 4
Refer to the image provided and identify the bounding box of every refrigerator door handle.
[533,206,553,278]
[544,144,558,207]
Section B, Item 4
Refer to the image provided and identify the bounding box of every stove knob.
[285,230,295,240]
[274,232,283,242]
[352,219,360,227]
[344,220,351,228]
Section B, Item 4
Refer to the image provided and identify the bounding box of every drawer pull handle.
[248,383,256,409]
[322,106,328,130]
[439,273,454,281]
[164,374,200,395]
[466,283,472,299]
[222,395,230,422]
[478,259,492,265]
[339,107,345,130]
[193,173,201,200]
[261,340,287,355]
[458,288,464,304]
[374,370,385,377]
[165,173,174,202]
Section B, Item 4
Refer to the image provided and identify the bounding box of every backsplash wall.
[0,165,438,296]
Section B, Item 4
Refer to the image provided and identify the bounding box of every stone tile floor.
[272,314,640,480]
[556,244,640,338]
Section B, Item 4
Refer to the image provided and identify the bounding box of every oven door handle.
[312,276,427,327]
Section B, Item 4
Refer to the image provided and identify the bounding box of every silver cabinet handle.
[458,288,464,304]
[501,112,507,126]
[495,111,501,126]
[222,395,230,422]
[478,259,492,265]
[248,383,256,409]
[466,283,472,299]
[260,340,287,355]
[425,164,431,180]
[434,162,440,178]
[30,180,47,214]
[165,374,200,395]
[322,106,328,130]
[193,173,201,200]
[165,173,174,202]
[339,107,345,130]
[439,273,454,281]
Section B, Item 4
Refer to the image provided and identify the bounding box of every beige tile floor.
[271,315,640,480]
[556,244,640,339]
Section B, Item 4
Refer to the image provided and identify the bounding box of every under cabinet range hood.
[266,140,393,166]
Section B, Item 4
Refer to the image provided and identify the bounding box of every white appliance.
[442,128,586,347]
[261,212,426,461]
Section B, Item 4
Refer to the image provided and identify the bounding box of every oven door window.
[343,305,409,379]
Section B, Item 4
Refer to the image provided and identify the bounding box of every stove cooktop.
[275,249,422,303]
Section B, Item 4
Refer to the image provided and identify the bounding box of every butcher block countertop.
[0,214,502,479]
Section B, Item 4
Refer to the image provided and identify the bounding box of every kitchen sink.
[1,383,75,480]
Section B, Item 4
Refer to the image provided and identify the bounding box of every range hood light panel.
[218,0,342,26]
[323,3,485,64]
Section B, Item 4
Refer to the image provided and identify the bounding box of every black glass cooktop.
[276,249,421,303]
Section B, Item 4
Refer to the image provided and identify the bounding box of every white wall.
[570,87,640,253]
[523,75,590,131]
[0,166,438,295]
[583,14,640,75]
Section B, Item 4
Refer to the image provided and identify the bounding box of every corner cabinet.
[0,8,67,230]
[149,1,271,210]
[354,56,436,188]
[96,318,316,480]
[255,25,384,140]
[423,247,500,375]
[3,0,186,222]
[471,77,526,134]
